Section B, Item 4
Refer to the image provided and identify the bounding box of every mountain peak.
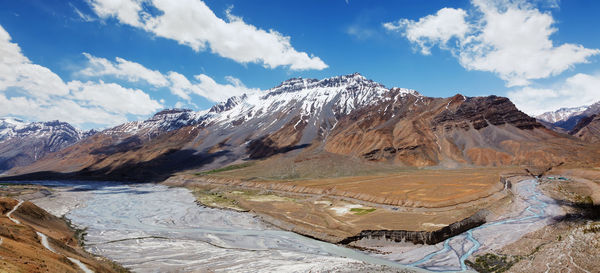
[0,117,87,172]
[153,109,192,117]
[269,73,383,96]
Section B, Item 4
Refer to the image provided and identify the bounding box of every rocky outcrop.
[570,114,600,143]
[433,95,542,130]
[339,209,489,245]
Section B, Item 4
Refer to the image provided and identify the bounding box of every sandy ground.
[180,168,512,208]
[168,168,515,244]
[187,185,496,243]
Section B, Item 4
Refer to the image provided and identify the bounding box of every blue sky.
[0,0,599,129]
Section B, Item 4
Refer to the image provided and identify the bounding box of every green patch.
[195,162,254,176]
[192,190,245,211]
[465,253,521,273]
[350,208,376,215]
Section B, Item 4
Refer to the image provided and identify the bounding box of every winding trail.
[395,179,561,272]
[6,200,24,224]
[36,231,94,273]
[5,199,94,273]
[0,200,24,248]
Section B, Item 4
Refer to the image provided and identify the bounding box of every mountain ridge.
[536,101,600,133]
[0,118,94,173]
[2,73,599,181]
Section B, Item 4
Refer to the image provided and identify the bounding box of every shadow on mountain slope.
[0,149,231,183]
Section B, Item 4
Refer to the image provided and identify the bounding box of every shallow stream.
[28,181,415,273]
[375,179,563,272]
[22,179,560,272]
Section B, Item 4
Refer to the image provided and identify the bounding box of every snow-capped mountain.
[201,72,418,129]
[536,101,600,132]
[103,109,207,138]
[103,73,419,138]
[10,72,577,182]
[536,106,589,124]
[0,118,90,143]
[0,118,92,172]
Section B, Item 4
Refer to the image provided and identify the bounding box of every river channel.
[22,179,561,272]
[374,179,563,272]
[27,181,416,273]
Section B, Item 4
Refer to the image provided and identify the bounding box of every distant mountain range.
[0,118,95,173]
[2,73,599,181]
[536,101,600,137]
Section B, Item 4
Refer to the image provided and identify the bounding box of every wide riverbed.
[28,181,416,273]
[22,179,560,272]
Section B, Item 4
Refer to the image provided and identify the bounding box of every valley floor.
[167,166,600,272]
[0,166,598,272]
[164,168,516,243]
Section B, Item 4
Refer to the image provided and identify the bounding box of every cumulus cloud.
[68,80,162,115]
[0,25,162,127]
[508,73,600,115]
[88,0,143,27]
[384,8,469,55]
[167,71,258,102]
[80,53,169,87]
[0,26,69,98]
[385,0,599,87]
[88,0,327,70]
[81,53,259,102]
[192,74,259,102]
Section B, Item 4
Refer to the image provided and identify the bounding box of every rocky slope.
[570,114,600,143]
[4,73,600,181]
[0,197,127,272]
[0,118,94,173]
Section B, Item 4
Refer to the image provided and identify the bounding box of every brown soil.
[173,167,516,208]
[167,168,520,243]
[0,193,128,273]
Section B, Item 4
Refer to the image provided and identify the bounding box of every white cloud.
[384,8,469,55]
[81,53,260,102]
[68,80,162,115]
[167,71,259,102]
[0,94,126,126]
[88,0,328,70]
[0,25,163,128]
[193,74,259,102]
[0,26,69,98]
[80,53,169,87]
[166,72,193,101]
[508,73,600,115]
[385,0,599,87]
[88,0,143,27]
